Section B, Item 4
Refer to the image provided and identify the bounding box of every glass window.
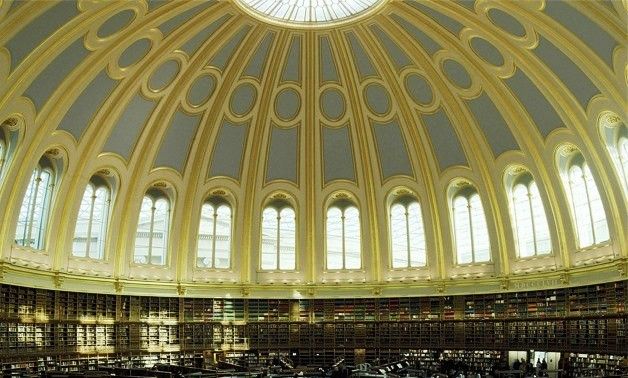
[326,204,361,270]
[261,205,296,270]
[134,195,169,265]
[510,180,551,258]
[72,182,110,259]
[452,190,490,264]
[390,200,426,268]
[236,0,383,24]
[15,165,54,249]
[197,202,232,269]
[564,160,610,249]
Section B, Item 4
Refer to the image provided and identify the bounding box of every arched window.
[599,113,628,195]
[134,190,170,265]
[452,187,490,264]
[72,177,111,259]
[390,198,426,268]
[15,158,55,249]
[197,198,232,269]
[508,175,551,258]
[562,157,610,249]
[326,202,361,270]
[261,203,296,270]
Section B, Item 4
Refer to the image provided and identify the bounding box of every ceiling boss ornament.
[234,0,387,28]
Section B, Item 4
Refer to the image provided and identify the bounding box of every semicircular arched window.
[452,187,490,264]
[390,199,426,268]
[261,204,296,270]
[508,175,551,258]
[326,202,361,270]
[15,157,56,250]
[134,191,170,265]
[600,114,628,196]
[72,177,111,259]
[562,156,610,249]
[197,199,232,269]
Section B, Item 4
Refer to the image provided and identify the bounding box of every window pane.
[197,204,215,267]
[90,186,109,259]
[261,207,278,270]
[513,184,534,258]
[134,197,153,264]
[30,169,52,249]
[344,206,361,269]
[529,182,551,254]
[279,207,296,270]
[214,205,232,269]
[470,194,490,262]
[151,198,169,265]
[583,164,609,244]
[73,185,94,257]
[326,207,343,269]
[407,202,426,267]
[16,170,38,246]
[453,196,472,264]
[390,204,408,268]
[568,165,594,248]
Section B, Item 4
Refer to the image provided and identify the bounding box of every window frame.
[14,159,56,250]
[562,156,610,250]
[196,197,233,269]
[507,173,552,259]
[389,197,427,269]
[260,201,297,271]
[133,191,171,266]
[325,200,362,271]
[72,178,112,260]
[451,187,491,265]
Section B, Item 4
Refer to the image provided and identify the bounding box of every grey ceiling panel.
[544,1,617,68]
[470,37,505,67]
[23,38,90,111]
[157,1,216,37]
[97,9,134,39]
[372,119,413,179]
[187,74,216,107]
[405,73,433,106]
[5,1,78,71]
[391,14,442,56]
[421,108,467,171]
[319,36,340,83]
[209,25,251,72]
[149,59,179,91]
[346,32,378,80]
[533,36,600,109]
[244,32,275,79]
[466,93,519,157]
[119,38,152,68]
[209,120,248,179]
[281,35,302,83]
[370,25,412,70]
[154,109,200,172]
[322,124,356,183]
[103,93,157,160]
[487,8,526,38]
[147,0,169,12]
[405,0,464,36]
[364,83,391,116]
[275,88,300,121]
[266,124,298,183]
[505,68,564,138]
[455,0,476,11]
[230,83,257,116]
[320,88,346,121]
[443,59,472,89]
[58,70,118,140]
[180,14,231,56]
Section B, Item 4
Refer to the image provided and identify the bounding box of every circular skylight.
[235,0,385,27]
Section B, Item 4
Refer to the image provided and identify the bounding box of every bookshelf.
[0,281,625,373]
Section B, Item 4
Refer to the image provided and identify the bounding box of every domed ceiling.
[0,0,626,297]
